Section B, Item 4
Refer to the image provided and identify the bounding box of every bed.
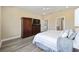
[33,30,63,52]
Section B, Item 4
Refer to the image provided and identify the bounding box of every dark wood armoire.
[21,17,41,38]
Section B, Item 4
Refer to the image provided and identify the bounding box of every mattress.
[33,30,63,52]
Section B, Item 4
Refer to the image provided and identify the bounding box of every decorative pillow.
[68,29,75,38]
[73,32,79,49]
[74,32,79,40]
[61,30,69,38]
[68,32,77,40]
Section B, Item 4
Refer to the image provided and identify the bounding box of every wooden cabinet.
[21,17,40,38]
[21,17,32,38]
[32,24,40,35]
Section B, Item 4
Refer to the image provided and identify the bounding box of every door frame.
[55,16,65,30]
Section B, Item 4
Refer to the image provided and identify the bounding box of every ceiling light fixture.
[66,6,69,8]
[47,8,50,10]
[42,8,46,10]
[42,7,49,15]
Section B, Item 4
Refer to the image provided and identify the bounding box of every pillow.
[73,32,79,49]
[68,29,75,38]
[61,30,69,38]
[68,32,77,40]
[74,32,79,41]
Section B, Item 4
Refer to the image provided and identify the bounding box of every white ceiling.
[18,6,77,15]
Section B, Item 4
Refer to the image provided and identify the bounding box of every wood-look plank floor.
[0,36,44,52]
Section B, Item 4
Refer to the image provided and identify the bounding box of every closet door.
[21,17,32,38]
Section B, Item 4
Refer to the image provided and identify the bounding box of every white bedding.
[33,30,63,51]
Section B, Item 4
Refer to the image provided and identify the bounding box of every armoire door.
[32,24,40,35]
[21,17,32,38]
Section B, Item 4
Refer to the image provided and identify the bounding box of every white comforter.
[33,30,63,51]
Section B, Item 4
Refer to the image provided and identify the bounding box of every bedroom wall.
[47,8,75,30]
[2,7,77,41]
[0,6,2,47]
[2,7,42,40]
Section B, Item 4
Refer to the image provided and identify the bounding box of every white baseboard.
[1,35,21,42]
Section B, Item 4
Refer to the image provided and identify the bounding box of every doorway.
[56,16,65,30]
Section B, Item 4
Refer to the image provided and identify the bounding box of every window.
[75,8,79,26]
